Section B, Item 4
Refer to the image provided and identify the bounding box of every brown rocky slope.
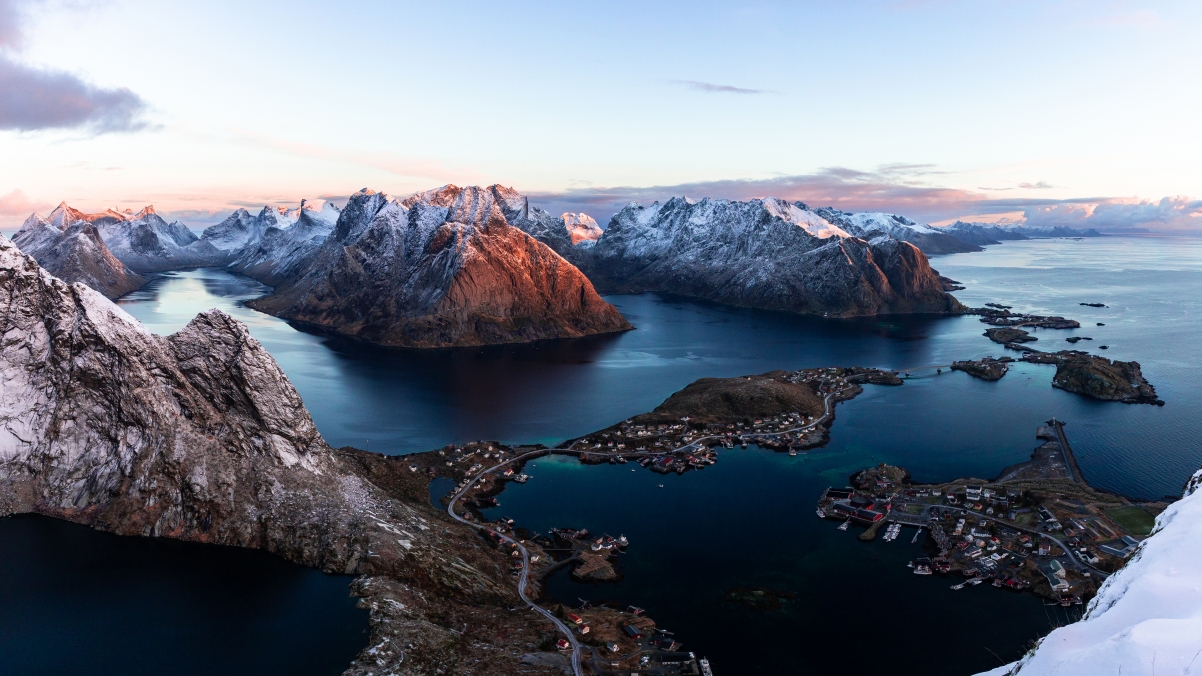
[249,186,631,347]
[0,238,568,675]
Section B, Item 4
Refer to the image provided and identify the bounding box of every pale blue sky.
[1,0,1200,230]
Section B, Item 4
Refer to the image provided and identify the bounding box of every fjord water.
[5,234,1200,674]
[0,515,367,676]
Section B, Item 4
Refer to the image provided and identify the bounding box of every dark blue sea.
[3,234,1199,674]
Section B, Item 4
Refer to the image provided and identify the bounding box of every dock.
[1047,418,1085,483]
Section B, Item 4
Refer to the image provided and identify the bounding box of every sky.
[1,0,1200,232]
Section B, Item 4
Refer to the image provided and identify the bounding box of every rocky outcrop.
[227,200,340,285]
[249,185,632,348]
[10,216,146,299]
[0,237,567,675]
[815,208,981,255]
[986,327,1036,344]
[562,213,603,246]
[951,357,1011,381]
[1052,356,1161,404]
[587,197,964,317]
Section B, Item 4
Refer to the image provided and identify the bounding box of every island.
[817,420,1165,606]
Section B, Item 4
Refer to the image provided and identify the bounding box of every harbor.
[817,419,1165,606]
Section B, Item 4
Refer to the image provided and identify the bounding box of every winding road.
[442,389,841,676]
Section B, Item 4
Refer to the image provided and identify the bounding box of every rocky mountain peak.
[249,184,632,347]
[562,212,603,245]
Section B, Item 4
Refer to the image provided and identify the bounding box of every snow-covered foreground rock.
[11,213,145,298]
[250,185,631,347]
[0,236,570,675]
[978,469,1202,676]
[586,197,963,317]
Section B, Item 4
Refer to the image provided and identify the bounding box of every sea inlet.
[2,234,1200,674]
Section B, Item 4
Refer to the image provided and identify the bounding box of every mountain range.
[246,186,632,347]
[11,184,1111,344]
[580,197,963,316]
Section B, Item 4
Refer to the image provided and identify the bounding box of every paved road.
[928,504,1109,579]
[442,389,840,675]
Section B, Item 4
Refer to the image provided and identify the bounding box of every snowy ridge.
[586,196,962,316]
[815,207,980,255]
[248,185,630,347]
[226,199,341,284]
[979,469,1202,676]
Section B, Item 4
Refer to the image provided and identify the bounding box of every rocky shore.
[951,357,1013,381]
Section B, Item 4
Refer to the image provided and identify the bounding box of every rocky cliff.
[587,197,964,317]
[249,185,632,347]
[0,237,565,675]
[11,216,146,298]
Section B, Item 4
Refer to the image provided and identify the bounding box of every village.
[391,366,904,675]
[817,419,1165,605]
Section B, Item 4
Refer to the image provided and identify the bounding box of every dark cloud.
[0,0,149,133]
[0,57,149,132]
[673,79,768,95]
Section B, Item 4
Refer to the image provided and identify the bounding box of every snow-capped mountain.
[979,468,1202,676]
[10,214,146,298]
[39,203,224,273]
[586,197,962,317]
[201,200,341,258]
[815,208,981,255]
[248,185,632,347]
[227,199,341,284]
[942,221,1032,247]
[475,186,603,265]
[562,212,603,246]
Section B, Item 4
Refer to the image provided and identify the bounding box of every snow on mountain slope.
[229,199,341,285]
[586,196,961,317]
[562,212,604,245]
[247,186,631,347]
[815,207,981,255]
[10,213,146,298]
[201,200,338,252]
[39,203,224,273]
[979,468,1202,676]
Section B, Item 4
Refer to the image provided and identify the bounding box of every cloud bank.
[0,0,148,133]
[528,168,1202,234]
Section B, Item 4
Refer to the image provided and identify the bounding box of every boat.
[788,449,797,456]
[950,582,966,590]
[816,508,827,519]
[838,520,850,531]
[658,484,664,488]
[968,578,984,586]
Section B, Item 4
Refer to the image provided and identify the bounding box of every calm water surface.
[4,234,1200,675]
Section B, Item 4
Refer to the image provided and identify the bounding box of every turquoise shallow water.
[3,234,1199,674]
